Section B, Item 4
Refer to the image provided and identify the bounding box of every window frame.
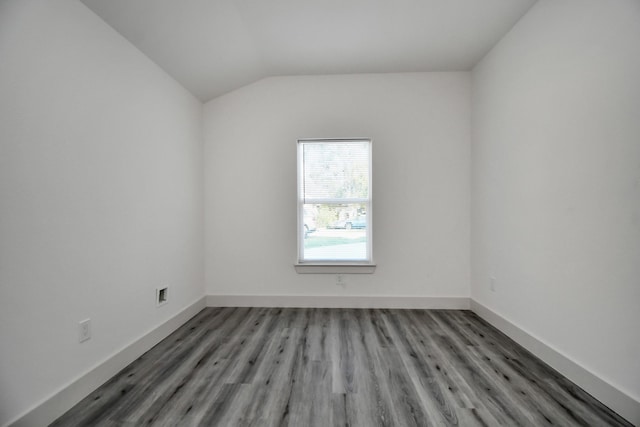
[295,138,375,274]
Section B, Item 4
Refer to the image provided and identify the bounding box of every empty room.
[1,0,638,425]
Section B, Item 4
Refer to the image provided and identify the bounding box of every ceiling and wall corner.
[80,0,538,101]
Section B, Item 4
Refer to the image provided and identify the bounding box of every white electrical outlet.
[336,274,346,288]
[490,276,497,292]
[78,319,91,343]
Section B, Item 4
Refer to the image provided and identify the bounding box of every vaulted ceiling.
[81,0,537,102]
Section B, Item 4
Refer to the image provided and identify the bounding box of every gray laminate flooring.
[51,308,631,426]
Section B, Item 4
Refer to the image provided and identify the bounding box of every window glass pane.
[302,203,368,261]
[302,142,369,200]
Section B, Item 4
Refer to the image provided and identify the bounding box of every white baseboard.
[206,294,470,309]
[7,297,207,427]
[470,299,640,426]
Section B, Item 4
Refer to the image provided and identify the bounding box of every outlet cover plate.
[78,319,91,343]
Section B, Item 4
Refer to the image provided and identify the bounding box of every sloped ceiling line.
[81,0,538,102]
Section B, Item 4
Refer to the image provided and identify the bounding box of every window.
[296,138,374,273]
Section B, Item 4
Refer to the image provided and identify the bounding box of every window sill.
[294,263,376,274]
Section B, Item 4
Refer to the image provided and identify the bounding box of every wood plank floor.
[52,308,631,426]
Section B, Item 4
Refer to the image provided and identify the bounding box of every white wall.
[204,73,470,300]
[6,0,637,423]
[472,0,640,417]
[0,1,204,425]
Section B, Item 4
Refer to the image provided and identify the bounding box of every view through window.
[298,139,372,263]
